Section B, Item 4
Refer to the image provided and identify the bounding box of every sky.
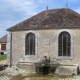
[0,0,80,38]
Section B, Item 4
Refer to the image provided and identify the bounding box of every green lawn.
[0,54,7,61]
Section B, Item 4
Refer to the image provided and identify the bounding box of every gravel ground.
[0,66,80,80]
[0,60,7,64]
[0,66,31,80]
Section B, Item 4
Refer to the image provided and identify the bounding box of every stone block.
[55,64,79,75]
[16,62,35,72]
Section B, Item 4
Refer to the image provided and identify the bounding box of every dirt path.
[0,60,7,64]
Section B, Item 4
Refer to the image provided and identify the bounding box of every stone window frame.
[24,31,38,58]
[58,31,71,56]
[55,29,74,60]
[25,33,35,55]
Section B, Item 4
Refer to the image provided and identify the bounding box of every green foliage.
[72,73,76,76]
[0,54,7,61]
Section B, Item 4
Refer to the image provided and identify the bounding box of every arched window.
[58,32,71,56]
[25,33,35,55]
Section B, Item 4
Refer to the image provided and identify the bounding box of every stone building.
[7,8,80,69]
[0,35,7,55]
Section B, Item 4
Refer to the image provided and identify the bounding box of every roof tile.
[0,35,7,43]
[7,8,80,31]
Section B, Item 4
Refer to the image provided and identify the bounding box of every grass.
[0,54,7,61]
[11,74,59,80]
[10,73,73,80]
[11,74,27,80]
[0,73,74,80]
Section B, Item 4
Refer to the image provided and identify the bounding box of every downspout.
[10,32,12,67]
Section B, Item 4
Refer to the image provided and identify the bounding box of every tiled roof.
[7,8,80,31]
[0,35,7,43]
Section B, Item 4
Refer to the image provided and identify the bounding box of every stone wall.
[7,29,80,68]
[7,32,10,65]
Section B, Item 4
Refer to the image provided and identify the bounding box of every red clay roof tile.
[0,35,7,43]
[7,8,80,31]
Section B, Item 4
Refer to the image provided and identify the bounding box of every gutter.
[7,26,80,31]
[10,32,12,67]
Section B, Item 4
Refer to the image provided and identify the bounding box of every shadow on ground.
[0,64,8,71]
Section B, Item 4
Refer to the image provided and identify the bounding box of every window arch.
[25,33,35,55]
[58,32,71,56]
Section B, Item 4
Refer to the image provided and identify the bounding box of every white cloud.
[0,14,16,20]
[68,0,79,3]
[0,19,20,38]
[13,1,38,16]
[10,0,37,10]
[0,0,80,38]
[0,0,40,38]
[37,0,46,3]
[0,0,39,16]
